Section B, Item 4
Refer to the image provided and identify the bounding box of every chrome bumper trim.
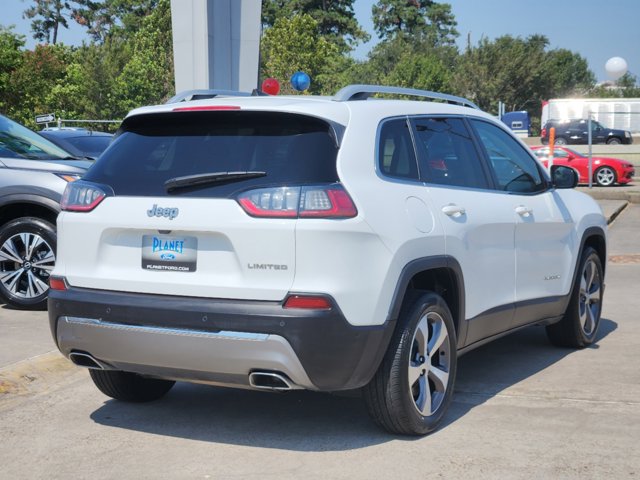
[56,316,313,389]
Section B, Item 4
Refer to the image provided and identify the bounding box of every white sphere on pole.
[605,57,628,80]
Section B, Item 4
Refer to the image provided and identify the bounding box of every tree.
[0,26,26,112]
[262,0,369,52]
[72,0,159,43]
[110,0,174,115]
[385,52,451,92]
[543,48,594,98]
[372,0,458,46]
[261,14,340,94]
[451,34,594,115]
[5,44,72,126]
[23,0,73,44]
[353,31,457,89]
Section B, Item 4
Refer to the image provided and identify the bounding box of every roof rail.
[333,84,479,109]
[166,89,255,104]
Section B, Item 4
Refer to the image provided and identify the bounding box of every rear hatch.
[56,110,343,301]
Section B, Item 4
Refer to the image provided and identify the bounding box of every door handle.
[515,205,533,217]
[442,204,466,217]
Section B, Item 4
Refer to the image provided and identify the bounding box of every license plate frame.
[141,235,198,272]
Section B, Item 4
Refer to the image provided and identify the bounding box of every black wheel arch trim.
[0,193,62,214]
[386,255,466,349]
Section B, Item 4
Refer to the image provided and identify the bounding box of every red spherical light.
[262,78,280,95]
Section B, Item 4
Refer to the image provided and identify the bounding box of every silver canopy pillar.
[170,0,261,93]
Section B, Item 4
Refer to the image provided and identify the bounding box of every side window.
[378,118,419,180]
[413,117,488,189]
[470,119,547,193]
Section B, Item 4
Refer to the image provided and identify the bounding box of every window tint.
[471,119,546,193]
[68,136,112,157]
[84,111,339,197]
[533,147,568,159]
[378,118,419,180]
[413,117,488,189]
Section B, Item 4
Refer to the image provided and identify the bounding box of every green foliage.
[110,0,174,115]
[451,35,595,116]
[372,0,458,46]
[385,52,451,92]
[261,14,340,94]
[262,0,369,52]
[3,0,602,134]
[2,0,173,129]
[543,48,594,97]
[0,26,26,112]
[589,73,640,98]
[5,43,72,127]
[72,0,159,43]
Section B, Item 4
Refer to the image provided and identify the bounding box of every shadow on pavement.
[444,318,617,429]
[90,319,617,450]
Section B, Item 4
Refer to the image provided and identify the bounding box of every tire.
[554,137,568,145]
[594,166,617,186]
[0,217,56,310]
[89,369,175,402]
[546,247,603,348]
[606,137,621,145]
[363,292,457,435]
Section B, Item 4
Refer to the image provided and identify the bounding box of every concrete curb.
[581,189,640,204]
[0,350,80,409]
[606,202,629,224]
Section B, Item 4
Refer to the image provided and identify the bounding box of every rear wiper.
[164,171,267,192]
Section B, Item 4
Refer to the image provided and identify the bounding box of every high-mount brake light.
[61,182,108,212]
[283,295,332,310]
[237,185,357,219]
[172,105,241,112]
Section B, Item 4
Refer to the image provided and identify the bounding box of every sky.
[2,0,639,82]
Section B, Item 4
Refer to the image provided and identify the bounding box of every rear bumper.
[48,287,396,391]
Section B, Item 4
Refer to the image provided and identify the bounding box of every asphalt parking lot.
[1,197,639,479]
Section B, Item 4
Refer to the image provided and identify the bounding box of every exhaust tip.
[249,371,296,391]
[69,352,108,370]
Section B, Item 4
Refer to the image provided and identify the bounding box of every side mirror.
[551,165,578,189]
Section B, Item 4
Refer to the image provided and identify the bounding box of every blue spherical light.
[290,71,311,91]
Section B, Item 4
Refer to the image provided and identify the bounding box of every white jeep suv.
[48,85,606,435]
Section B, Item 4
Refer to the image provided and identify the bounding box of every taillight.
[541,127,547,138]
[283,295,332,310]
[61,181,109,212]
[237,185,357,219]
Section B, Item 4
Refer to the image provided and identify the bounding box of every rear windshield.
[83,111,339,197]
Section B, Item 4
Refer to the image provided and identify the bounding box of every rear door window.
[412,117,489,189]
[83,111,339,197]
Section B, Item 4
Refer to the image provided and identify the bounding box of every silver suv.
[0,114,90,309]
[49,86,606,435]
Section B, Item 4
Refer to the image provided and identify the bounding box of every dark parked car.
[40,128,113,160]
[541,119,633,145]
[0,114,91,309]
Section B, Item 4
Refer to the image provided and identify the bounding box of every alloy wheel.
[595,167,615,186]
[0,232,55,299]
[579,257,602,336]
[408,311,451,416]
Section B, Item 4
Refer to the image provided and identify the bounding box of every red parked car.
[530,146,635,186]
